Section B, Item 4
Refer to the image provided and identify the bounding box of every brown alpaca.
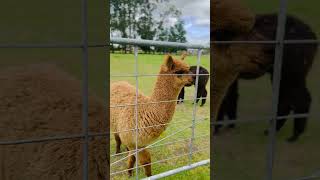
[212,36,270,120]
[0,64,108,180]
[110,55,193,177]
[211,0,270,122]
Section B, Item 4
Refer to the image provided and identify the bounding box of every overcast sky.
[172,0,210,44]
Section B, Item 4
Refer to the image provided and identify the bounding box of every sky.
[171,0,210,45]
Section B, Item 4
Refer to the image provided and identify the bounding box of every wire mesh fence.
[110,37,210,179]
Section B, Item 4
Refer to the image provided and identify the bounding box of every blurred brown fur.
[0,64,108,180]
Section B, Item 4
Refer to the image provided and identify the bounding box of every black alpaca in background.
[178,66,209,106]
[214,14,318,142]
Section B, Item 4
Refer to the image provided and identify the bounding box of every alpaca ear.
[180,51,188,61]
[164,55,175,71]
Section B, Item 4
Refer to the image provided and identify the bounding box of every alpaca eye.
[175,70,185,78]
[175,70,185,75]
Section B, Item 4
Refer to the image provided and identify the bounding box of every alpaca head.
[160,54,193,87]
[211,0,274,80]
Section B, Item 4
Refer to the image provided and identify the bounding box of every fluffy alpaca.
[0,64,108,180]
[110,55,193,177]
[211,0,318,141]
[177,66,209,106]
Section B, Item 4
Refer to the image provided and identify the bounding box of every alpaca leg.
[138,149,152,177]
[214,80,237,133]
[200,88,207,106]
[114,133,122,154]
[226,97,237,129]
[288,88,311,142]
[127,151,136,177]
[214,101,226,134]
[264,97,291,136]
[177,87,185,104]
[194,90,201,104]
[264,74,293,135]
[226,81,239,129]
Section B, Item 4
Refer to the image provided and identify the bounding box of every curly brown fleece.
[110,55,193,177]
[0,64,108,180]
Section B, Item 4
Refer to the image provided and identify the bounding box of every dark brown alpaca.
[178,66,209,106]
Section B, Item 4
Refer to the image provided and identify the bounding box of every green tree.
[110,0,143,53]
[168,20,187,52]
[137,1,156,53]
[174,20,187,43]
[155,21,169,53]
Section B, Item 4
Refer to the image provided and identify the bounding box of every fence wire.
[292,170,320,180]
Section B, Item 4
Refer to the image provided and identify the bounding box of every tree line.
[110,0,188,53]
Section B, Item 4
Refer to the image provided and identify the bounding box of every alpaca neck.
[212,50,239,120]
[149,74,182,124]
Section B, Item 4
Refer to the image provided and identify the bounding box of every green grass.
[214,1,320,180]
[110,53,210,179]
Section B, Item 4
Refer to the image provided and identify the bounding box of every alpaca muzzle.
[184,71,195,86]
[239,59,271,79]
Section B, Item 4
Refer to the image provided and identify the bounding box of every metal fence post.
[81,0,89,179]
[134,46,140,180]
[189,49,203,163]
[266,0,288,179]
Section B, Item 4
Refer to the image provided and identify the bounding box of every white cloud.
[151,0,210,44]
[167,17,178,26]
[194,19,210,26]
[184,22,193,29]
[171,0,210,43]
[174,0,210,26]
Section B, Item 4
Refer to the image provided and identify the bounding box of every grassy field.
[110,53,210,179]
[214,1,320,180]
